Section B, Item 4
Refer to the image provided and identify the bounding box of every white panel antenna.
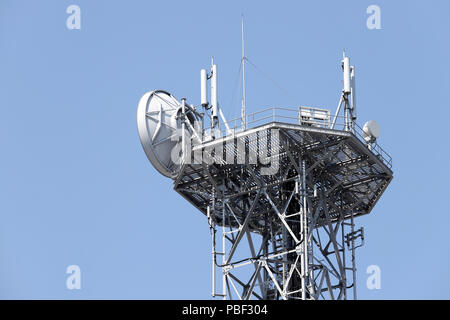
[211,63,218,120]
[200,69,208,107]
[342,55,351,94]
[350,66,356,120]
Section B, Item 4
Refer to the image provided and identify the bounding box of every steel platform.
[174,120,393,232]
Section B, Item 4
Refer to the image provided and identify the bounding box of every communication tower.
[137,31,393,300]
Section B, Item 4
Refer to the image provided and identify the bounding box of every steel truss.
[174,123,392,300]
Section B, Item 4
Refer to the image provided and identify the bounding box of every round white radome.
[362,120,380,143]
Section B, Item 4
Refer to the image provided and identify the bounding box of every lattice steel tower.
[137,50,393,300]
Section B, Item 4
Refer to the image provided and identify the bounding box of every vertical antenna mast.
[241,15,246,131]
[331,49,356,132]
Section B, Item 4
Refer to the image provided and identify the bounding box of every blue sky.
[1,0,449,299]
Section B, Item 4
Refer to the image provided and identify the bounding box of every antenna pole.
[333,49,356,132]
[241,15,246,131]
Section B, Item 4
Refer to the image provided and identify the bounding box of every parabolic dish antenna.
[137,90,199,179]
[362,120,380,143]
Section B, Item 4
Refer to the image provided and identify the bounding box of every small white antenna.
[241,14,246,131]
[331,49,356,132]
[211,57,218,131]
[200,69,208,107]
[342,50,351,94]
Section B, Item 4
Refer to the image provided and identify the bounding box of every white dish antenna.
[362,120,380,143]
[137,90,199,178]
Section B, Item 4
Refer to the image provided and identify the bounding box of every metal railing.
[203,106,392,169]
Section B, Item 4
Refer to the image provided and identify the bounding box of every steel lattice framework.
[174,120,393,300]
